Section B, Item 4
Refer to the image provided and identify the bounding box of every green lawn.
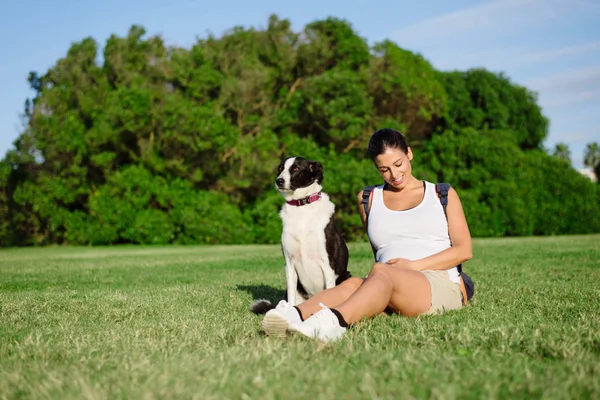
[1,235,599,399]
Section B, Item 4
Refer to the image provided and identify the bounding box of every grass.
[1,235,599,399]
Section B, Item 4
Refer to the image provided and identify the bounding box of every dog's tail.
[249,299,276,314]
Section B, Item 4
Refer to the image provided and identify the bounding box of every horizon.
[1,0,599,169]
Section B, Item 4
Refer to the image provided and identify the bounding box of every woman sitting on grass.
[260,128,473,342]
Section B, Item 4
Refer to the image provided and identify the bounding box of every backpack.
[361,183,475,303]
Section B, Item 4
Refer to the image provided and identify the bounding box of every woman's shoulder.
[423,180,455,192]
[357,183,384,195]
[356,184,385,205]
[357,184,378,194]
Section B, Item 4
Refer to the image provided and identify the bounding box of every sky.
[1,0,599,169]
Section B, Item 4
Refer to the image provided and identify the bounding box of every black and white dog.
[251,156,350,314]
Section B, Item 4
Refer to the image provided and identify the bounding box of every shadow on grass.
[236,284,285,304]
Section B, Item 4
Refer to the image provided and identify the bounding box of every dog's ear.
[309,161,322,173]
[309,161,324,183]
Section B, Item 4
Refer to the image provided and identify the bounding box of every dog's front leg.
[284,253,298,305]
[321,257,337,290]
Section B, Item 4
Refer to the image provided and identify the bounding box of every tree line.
[1,15,599,247]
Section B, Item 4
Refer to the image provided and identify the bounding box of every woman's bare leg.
[295,277,363,320]
[335,263,432,324]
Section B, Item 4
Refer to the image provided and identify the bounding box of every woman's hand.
[385,258,417,270]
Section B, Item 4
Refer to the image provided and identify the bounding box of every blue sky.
[1,0,599,168]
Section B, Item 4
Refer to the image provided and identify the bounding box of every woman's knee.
[369,262,391,276]
[341,276,363,292]
[338,276,363,296]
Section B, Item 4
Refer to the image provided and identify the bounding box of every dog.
[250,156,350,314]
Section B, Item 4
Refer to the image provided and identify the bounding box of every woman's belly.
[375,239,451,263]
[375,239,461,284]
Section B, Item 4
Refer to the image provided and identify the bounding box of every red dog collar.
[286,192,322,206]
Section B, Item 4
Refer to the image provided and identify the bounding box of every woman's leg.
[260,277,363,337]
[335,262,432,324]
[296,277,363,320]
[288,263,433,342]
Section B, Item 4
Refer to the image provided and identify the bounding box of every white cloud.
[539,89,600,109]
[549,131,600,145]
[392,0,600,48]
[457,41,600,71]
[429,40,600,72]
[524,41,600,64]
[526,65,600,92]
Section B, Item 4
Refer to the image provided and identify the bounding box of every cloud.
[448,40,600,71]
[524,41,600,64]
[539,89,600,109]
[526,65,600,91]
[549,131,600,145]
[517,65,600,111]
[392,0,600,48]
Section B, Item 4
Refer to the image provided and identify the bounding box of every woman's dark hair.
[367,128,409,160]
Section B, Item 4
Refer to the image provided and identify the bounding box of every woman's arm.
[387,187,472,271]
[357,189,377,260]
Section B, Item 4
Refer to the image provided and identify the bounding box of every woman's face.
[374,147,414,190]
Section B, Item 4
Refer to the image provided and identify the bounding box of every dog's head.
[275,156,324,200]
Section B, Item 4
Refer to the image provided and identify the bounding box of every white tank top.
[367,181,460,284]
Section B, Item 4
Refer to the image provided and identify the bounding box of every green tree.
[440,69,549,150]
[1,15,599,246]
[552,142,571,165]
[365,40,447,146]
[584,142,600,181]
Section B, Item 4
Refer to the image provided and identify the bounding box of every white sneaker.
[260,300,303,337]
[288,303,346,343]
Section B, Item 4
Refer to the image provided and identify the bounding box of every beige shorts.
[420,270,463,315]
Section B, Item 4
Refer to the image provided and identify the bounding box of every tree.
[1,16,599,246]
[584,142,600,182]
[365,40,447,146]
[439,69,549,150]
[552,142,571,165]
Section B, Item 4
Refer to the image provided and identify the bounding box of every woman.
[260,128,473,342]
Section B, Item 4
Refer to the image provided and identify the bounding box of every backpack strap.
[361,185,376,217]
[435,183,450,218]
